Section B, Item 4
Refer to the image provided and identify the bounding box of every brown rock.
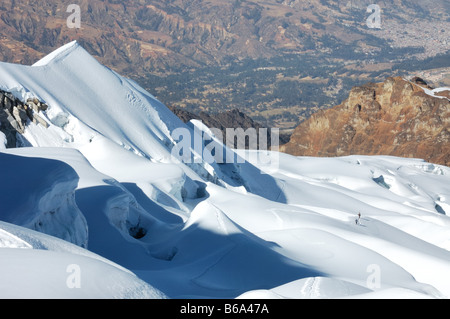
[0,89,50,147]
[435,90,450,100]
[281,76,450,167]
[411,76,434,90]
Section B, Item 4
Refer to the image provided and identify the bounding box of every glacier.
[1,42,450,299]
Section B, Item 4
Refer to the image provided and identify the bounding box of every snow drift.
[1,42,450,299]
[0,220,166,299]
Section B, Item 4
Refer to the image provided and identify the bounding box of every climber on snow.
[355,212,361,225]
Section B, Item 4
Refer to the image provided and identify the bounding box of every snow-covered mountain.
[1,42,450,299]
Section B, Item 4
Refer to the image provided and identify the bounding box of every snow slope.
[0,221,166,299]
[1,42,450,299]
[0,41,279,201]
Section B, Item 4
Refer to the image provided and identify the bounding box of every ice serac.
[0,152,87,247]
[0,146,180,272]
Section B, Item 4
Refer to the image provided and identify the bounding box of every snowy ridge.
[32,41,79,67]
[0,41,276,199]
[1,43,450,299]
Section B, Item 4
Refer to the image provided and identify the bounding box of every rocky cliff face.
[0,90,48,147]
[281,77,450,166]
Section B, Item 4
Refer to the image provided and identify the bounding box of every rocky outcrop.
[281,77,450,166]
[411,76,434,90]
[0,90,49,147]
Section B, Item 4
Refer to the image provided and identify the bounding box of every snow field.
[1,42,450,298]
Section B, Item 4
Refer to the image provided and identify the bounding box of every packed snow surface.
[1,42,450,299]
